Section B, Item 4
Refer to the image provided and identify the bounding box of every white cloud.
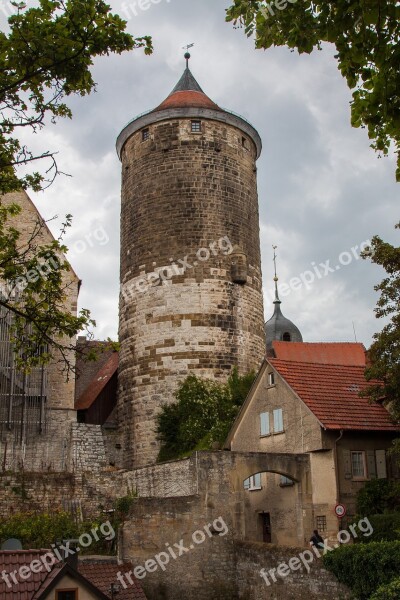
[15,0,397,346]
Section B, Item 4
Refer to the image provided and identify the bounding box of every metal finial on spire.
[182,43,194,68]
[272,245,281,304]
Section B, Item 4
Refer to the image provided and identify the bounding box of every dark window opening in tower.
[191,120,201,133]
[242,136,249,150]
[282,332,291,342]
[142,128,149,142]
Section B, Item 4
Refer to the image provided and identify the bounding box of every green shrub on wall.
[357,513,400,543]
[157,368,256,462]
[322,541,400,600]
[356,479,400,516]
[370,577,400,600]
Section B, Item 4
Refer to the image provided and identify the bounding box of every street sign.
[335,503,347,518]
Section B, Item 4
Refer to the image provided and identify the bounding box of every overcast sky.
[4,0,399,347]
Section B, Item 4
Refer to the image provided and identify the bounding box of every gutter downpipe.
[334,429,344,534]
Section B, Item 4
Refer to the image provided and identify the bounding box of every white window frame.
[244,474,262,491]
[268,372,275,386]
[273,408,284,433]
[260,412,270,437]
[351,451,367,480]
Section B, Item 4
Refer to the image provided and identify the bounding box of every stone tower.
[116,56,266,468]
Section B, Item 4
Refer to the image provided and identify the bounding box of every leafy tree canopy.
[157,368,256,462]
[0,0,152,194]
[0,1,151,369]
[226,0,400,180]
[361,224,400,420]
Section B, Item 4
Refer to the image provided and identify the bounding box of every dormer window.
[191,120,201,133]
[282,332,291,342]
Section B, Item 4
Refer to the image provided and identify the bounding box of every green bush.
[0,511,79,549]
[322,541,400,600]
[370,577,400,600]
[357,513,400,543]
[356,479,400,515]
[0,511,116,553]
[157,368,256,462]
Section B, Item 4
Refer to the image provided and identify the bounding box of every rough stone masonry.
[117,85,267,468]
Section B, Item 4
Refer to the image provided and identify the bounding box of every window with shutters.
[375,449,387,479]
[273,408,284,433]
[351,451,367,479]
[260,412,270,437]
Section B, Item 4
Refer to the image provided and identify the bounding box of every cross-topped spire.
[272,245,281,304]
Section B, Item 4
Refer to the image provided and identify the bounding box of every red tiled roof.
[31,564,65,600]
[75,352,119,411]
[79,561,147,599]
[75,340,116,401]
[0,552,147,600]
[270,359,399,431]
[0,550,55,600]
[154,90,220,112]
[272,341,366,366]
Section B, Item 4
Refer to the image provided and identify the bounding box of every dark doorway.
[261,512,272,543]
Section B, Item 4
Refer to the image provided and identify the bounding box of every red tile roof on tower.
[155,89,221,112]
[272,341,367,366]
[153,64,221,113]
[270,358,399,431]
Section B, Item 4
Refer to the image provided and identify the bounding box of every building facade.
[225,341,400,545]
[0,190,80,472]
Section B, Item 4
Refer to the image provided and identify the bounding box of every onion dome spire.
[265,246,303,354]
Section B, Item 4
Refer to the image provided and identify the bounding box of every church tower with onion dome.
[265,248,303,356]
[116,54,266,468]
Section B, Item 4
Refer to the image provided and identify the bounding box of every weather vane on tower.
[182,43,194,68]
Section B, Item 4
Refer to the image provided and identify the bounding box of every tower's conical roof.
[154,66,221,112]
[116,55,262,160]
